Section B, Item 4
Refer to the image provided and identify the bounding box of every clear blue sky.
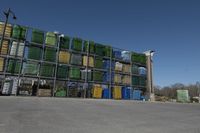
[0,0,200,87]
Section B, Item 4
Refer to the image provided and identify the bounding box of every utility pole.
[144,50,155,101]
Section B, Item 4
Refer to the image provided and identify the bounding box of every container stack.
[0,22,148,100]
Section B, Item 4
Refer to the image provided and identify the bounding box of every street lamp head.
[13,16,17,20]
[150,50,155,54]
[144,50,155,56]
[3,8,17,20]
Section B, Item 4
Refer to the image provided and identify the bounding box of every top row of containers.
[0,22,147,65]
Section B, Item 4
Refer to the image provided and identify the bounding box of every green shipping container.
[177,90,190,103]
[55,89,66,97]
[31,29,44,44]
[71,38,82,51]
[83,41,95,53]
[132,65,139,74]
[132,76,139,86]
[57,65,68,78]
[59,36,70,49]
[94,57,103,69]
[140,54,147,65]
[139,76,146,87]
[132,53,146,65]
[23,62,39,75]
[69,67,80,79]
[40,64,54,77]
[104,46,111,57]
[45,32,57,46]
[93,71,103,81]
[95,43,105,56]
[81,70,92,81]
[12,25,27,40]
[70,54,82,65]
[27,46,42,60]
[44,48,56,62]
[7,59,21,73]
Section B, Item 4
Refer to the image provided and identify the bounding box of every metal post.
[144,50,155,101]
[84,41,89,98]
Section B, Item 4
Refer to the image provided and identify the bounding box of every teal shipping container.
[81,69,92,81]
[93,71,103,81]
[27,46,42,60]
[57,65,68,79]
[132,76,139,86]
[70,54,82,65]
[40,64,55,77]
[132,65,139,74]
[7,59,21,74]
[139,76,146,87]
[22,62,39,75]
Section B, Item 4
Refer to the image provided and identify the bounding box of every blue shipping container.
[103,60,115,69]
[139,67,147,76]
[132,90,142,100]
[121,51,131,62]
[103,72,114,82]
[102,88,110,99]
[122,87,132,99]
[113,50,122,59]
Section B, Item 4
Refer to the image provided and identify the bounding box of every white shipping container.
[11,78,18,95]
[2,80,12,94]
[10,41,24,57]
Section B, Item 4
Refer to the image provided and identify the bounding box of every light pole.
[144,50,155,101]
[0,8,17,46]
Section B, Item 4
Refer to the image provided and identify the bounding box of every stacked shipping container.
[0,22,148,100]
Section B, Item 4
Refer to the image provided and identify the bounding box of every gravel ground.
[0,96,200,133]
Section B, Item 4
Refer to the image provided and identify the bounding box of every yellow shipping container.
[0,22,12,37]
[115,62,123,71]
[114,74,122,83]
[113,86,122,99]
[0,57,4,72]
[92,84,102,98]
[122,75,131,85]
[122,64,131,73]
[83,56,94,67]
[59,51,70,64]
[0,40,9,54]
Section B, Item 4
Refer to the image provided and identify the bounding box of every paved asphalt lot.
[0,97,200,133]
